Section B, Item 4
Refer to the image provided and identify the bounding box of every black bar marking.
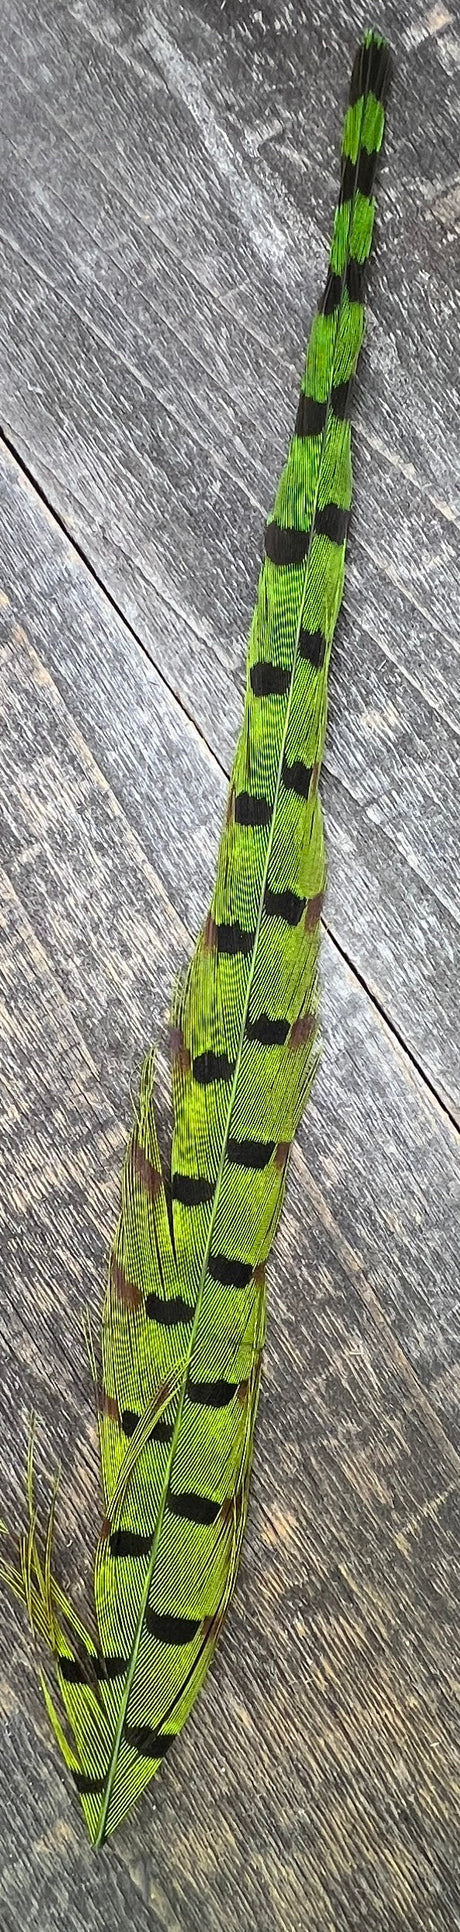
[295,392,327,438]
[340,146,376,205]
[319,258,367,318]
[298,627,326,669]
[121,1407,174,1446]
[319,269,342,316]
[217,920,255,957]
[234,791,271,828]
[358,38,389,103]
[250,659,290,698]
[208,1252,253,1291]
[146,1607,201,1645]
[265,520,310,566]
[145,1290,194,1326]
[227,1136,275,1170]
[246,1013,290,1047]
[59,1656,88,1683]
[339,153,357,203]
[264,885,306,925]
[150,1419,175,1443]
[282,754,313,800]
[315,503,349,545]
[349,35,389,106]
[357,146,377,198]
[187,1375,240,1409]
[171,1172,215,1205]
[331,378,353,421]
[296,382,353,440]
[167,1488,220,1526]
[73,1770,107,1795]
[94,1654,128,1681]
[349,41,366,105]
[109,1528,153,1559]
[124,1724,175,1759]
[369,39,391,102]
[347,258,365,304]
[121,1407,140,1438]
[193,1048,235,1085]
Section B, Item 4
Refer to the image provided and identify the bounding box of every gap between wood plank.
[2,424,458,1145]
[321,916,459,1137]
[0,426,214,760]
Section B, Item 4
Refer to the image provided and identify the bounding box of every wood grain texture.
[0,0,459,1926]
[0,0,459,1109]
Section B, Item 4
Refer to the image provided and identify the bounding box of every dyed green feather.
[0,30,390,1845]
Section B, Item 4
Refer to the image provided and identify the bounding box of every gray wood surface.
[0,3,459,1929]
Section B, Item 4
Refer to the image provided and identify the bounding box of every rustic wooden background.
[0,2,459,1927]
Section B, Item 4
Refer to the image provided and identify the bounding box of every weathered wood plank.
[0,457,459,1928]
[0,0,459,1110]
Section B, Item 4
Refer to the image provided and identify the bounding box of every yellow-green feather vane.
[0,30,391,1844]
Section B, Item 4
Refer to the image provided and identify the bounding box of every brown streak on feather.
[154,1375,175,1410]
[170,1026,191,1076]
[305,891,324,931]
[226,785,235,827]
[111,1255,143,1312]
[202,1606,226,1643]
[203,912,217,952]
[274,1140,290,1171]
[289,1012,316,1050]
[131,1135,162,1202]
[254,1263,265,1289]
[220,1496,235,1528]
[201,1613,216,1642]
[100,1390,121,1424]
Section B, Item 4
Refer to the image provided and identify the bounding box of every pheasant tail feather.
[0,31,391,1845]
